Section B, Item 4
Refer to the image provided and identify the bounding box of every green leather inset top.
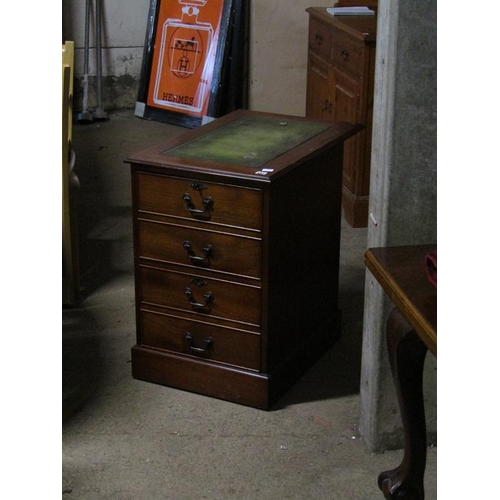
[161,115,330,168]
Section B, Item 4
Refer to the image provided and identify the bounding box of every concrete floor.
[62,110,437,499]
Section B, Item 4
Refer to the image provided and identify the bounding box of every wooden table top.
[365,245,437,357]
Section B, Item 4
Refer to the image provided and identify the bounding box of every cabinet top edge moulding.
[127,109,363,185]
[306,7,377,42]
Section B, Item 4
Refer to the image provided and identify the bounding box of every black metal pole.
[93,0,109,120]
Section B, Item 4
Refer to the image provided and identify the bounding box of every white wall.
[63,0,150,79]
[63,0,322,115]
[249,1,320,116]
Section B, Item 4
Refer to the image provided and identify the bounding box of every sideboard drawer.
[138,219,262,279]
[140,310,261,371]
[140,265,262,326]
[331,30,363,79]
[137,173,262,231]
[308,18,333,60]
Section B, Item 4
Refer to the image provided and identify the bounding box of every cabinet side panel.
[265,146,344,373]
[130,165,144,346]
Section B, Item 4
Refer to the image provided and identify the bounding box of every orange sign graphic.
[146,0,225,118]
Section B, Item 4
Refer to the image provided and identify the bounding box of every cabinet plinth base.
[342,189,369,228]
[132,312,341,410]
[132,346,270,409]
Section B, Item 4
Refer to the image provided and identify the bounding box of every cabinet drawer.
[140,265,261,326]
[332,31,363,78]
[137,173,262,231]
[138,220,262,279]
[140,310,261,370]
[308,18,333,60]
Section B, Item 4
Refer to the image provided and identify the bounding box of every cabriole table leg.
[378,307,429,500]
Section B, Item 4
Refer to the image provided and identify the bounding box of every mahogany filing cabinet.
[126,110,361,409]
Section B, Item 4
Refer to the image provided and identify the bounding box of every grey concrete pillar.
[358,0,437,452]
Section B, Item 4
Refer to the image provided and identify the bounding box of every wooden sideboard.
[125,110,361,409]
[306,7,377,228]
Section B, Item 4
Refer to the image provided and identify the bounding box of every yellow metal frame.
[62,41,80,306]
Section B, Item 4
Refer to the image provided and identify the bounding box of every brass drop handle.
[184,333,213,355]
[322,99,333,114]
[184,287,214,310]
[183,240,213,266]
[341,49,350,61]
[182,193,214,217]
